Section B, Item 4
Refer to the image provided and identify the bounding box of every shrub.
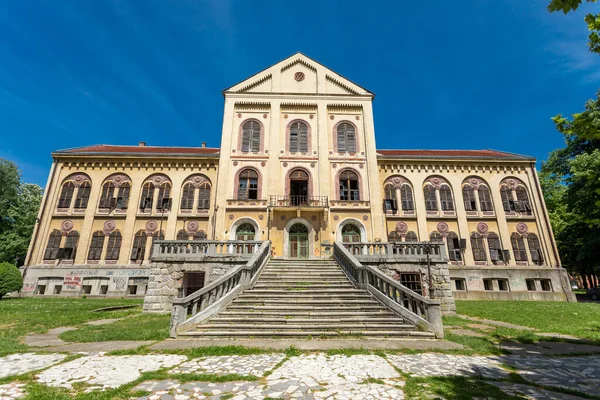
[0,262,23,299]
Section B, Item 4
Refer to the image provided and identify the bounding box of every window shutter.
[337,131,346,152]
[251,131,261,152]
[289,127,298,152]
[299,123,308,152]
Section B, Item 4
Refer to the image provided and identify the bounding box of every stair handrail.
[333,241,443,338]
[169,240,271,337]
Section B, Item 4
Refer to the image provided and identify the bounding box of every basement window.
[398,272,423,295]
[526,279,536,291]
[53,285,62,295]
[497,279,509,291]
[540,279,552,292]
[483,279,493,291]
[453,279,466,291]
[100,285,108,295]
[37,285,46,295]
[82,285,92,295]
[127,285,138,295]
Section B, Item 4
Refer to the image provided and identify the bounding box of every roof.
[376,149,534,161]
[54,144,220,157]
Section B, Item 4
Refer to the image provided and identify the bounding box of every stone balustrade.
[151,240,264,262]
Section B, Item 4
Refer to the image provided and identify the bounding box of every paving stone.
[24,327,76,347]
[85,318,122,326]
[169,353,286,376]
[37,354,187,389]
[488,381,589,400]
[0,383,26,399]
[501,341,600,356]
[387,354,508,379]
[447,328,487,337]
[0,353,66,379]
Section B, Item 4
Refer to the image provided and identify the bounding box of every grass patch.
[0,297,142,356]
[404,376,523,399]
[325,348,371,356]
[59,314,170,342]
[456,300,600,341]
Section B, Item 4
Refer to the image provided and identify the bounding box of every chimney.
[201,142,206,148]
[139,141,146,147]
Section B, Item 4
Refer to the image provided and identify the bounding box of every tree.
[552,91,600,141]
[0,262,23,299]
[548,0,600,55]
[0,159,43,266]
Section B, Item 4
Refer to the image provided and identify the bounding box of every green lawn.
[59,313,170,342]
[0,297,144,355]
[456,300,600,341]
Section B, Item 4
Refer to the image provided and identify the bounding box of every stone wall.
[360,260,456,315]
[143,256,246,314]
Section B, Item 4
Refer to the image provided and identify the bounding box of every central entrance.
[289,223,309,258]
[289,169,309,206]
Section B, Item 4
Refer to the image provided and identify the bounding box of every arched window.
[193,231,207,241]
[140,183,154,210]
[74,182,91,209]
[153,230,165,242]
[99,182,116,209]
[400,185,414,211]
[238,169,259,200]
[471,233,487,261]
[87,231,105,261]
[116,182,130,210]
[405,231,418,242]
[462,186,476,211]
[181,183,195,210]
[478,186,493,211]
[447,232,460,261]
[156,182,171,211]
[339,170,359,200]
[289,121,309,152]
[341,224,361,243]
[487,232,502,263]
[527,233,544,264]
[424,185,437,211]
[57,182,75,209]
[383,183,397,212]
[176,229,189,240]
[106,231,122,261]
[500,186,514,212]
[336,123,356,153]
[511,233,527,262]
[439,185,454,211]
[241,120,261,152]
[430,232,443,242]
[63,231,79,260]
[236,223,256,241]
[198,182,211,210]
[516,186,532,215]
[44,230,62,260]
[130,230,147,261]
[388,231,401,242]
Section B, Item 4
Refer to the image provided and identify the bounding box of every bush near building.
[0,262,23,299]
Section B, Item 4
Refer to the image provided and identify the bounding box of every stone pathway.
[387,354,508,379]
[170,354,286,377]
[0,383,26,399]
[488,381,589,400]
[37,354,187,390]
[0,353,66,379]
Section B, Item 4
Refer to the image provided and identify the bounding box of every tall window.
[336,122,356,153]
[156,182,171,211]
[516,186,532,215]
[198,182,211,210]
[44,230,62,260]
[106,231,122,261]
[241,120,261,152]
[383,184,397,211]
[388,231,401,242]
[471,233,487,261]
[478,186,493,211]
[289,121,309,152]
[176,229,189,240]
[527,233,543,264]
[193,231,207,241]
[74,182,91,209]
[462,186,476,211]
[238,169,259,200]
[57,182,75,208]
[99,182,116,209]
[439,185,454,211]
[116,182,130,210]
[87,231,105,261]
[131,230,147,261]
[447,232,461,261]
[140,183,153,210]
[63,231,79,260]
[424,185,437,211]
[511,233,527,262]
[487,232,502,264]
[181,183,195,210]
[500,186,514,212]
[405,231,418,242]
[339,170,359,200]
[400,185,414,211]
[430,232,443,242]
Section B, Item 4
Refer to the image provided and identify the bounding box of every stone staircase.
[180,259,435,339]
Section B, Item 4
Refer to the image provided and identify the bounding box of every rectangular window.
[184,272,206,296]
[399,273,423,295]
[483,279,493,291]
[453,279,466,291]
[82,285,92,295]
[37,285,46,295]
[526,279,536,291]
[53,285,62,295]
[127,285,138,295]
[497,279,509,291]
[540,279,552,292]
[100,285,109,295]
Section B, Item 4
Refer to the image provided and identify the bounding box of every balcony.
[269,195,329,209]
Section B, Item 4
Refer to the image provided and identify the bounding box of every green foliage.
[548,0,599,55]
[0,262,23,299]
[0,159,43,266]
[552,91,600,141]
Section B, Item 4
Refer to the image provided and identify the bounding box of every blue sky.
[1,0,599,186]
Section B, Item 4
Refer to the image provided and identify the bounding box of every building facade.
[22,53,574,301]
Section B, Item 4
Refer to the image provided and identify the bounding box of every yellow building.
[22,53,573,302]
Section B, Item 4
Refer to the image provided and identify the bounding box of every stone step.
[210,317,403,324]
[198,323,415,330]
[262,269,344,274]
[233,299,380,306]
[242,289,368,295]
[180,330,436,338]
[237,295,373,302]
[226,305,388,312]
[260,272,346,276]
[253,284,356,289]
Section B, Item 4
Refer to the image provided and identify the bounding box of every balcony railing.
[342,241,447,262]
[269,195,329,208]
[151,240,264,262]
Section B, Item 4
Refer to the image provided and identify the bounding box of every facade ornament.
[150,174,169,185]
[283,162,288,167]
[283,114,288,119]
[309,114,314,119]
[110,173,130,187]
[468,177,483,189]
[145,220,158,233]
[333,215,339,221]
[329,115,334,120]
[362,215,368,221]
[436,222,449,234]
[187,221,199,233]
[103,220,116,235]
[359,163,364,169]
[280,215,286,221]
[310,162,315,168]
[294,71,305,81]
[516,222,528,234]
[233,161,238,166]
[60,220,74,234]
[237,113,242,118]
[396,221,408,234]
[261,161,266,167]
[355,115,360,120]
[228,214,234,220]
[332,163,337,168]
[70,174,89,187]
[262,113,268,119]
[258,215,264,221]
[311,215,317,221]
[476,222,489,235]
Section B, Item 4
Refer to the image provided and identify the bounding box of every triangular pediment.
[224,53,373,97]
